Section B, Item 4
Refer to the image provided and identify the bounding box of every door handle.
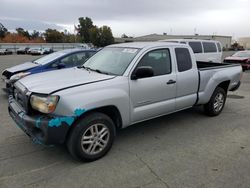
[166,80,176,85]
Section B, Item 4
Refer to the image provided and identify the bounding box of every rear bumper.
[8,96,71,145]
[241,64,250,70]
[229,81,241,91]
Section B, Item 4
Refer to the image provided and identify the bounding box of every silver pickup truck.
[8,42,242,161]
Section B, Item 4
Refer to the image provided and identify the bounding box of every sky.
[0,0,250,39]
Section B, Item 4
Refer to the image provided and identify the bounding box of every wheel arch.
[217,80,230,93]
[65,105,123,143]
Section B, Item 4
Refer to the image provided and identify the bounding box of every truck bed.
[197,61,239,70]
[196,61,242,105]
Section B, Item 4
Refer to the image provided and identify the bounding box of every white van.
[160,39,223,63]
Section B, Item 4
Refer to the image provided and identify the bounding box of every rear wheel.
[67,112,116,162]
[204,87,226,116]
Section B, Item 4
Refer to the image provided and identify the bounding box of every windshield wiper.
[78,66,112,75]
[78,65,91,71]
[90,68,110,75]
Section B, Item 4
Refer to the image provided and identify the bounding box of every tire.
[204,87,226,116]
[67,112,116,162]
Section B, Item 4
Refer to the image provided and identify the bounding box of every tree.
[76,17,115,46]
[30,30,40,39]
[1,33,30,43]
[63,33,79,43]
[98,26,114,47]
[16,27,30,39]
[121,33,128,38]
[44,28,64,43]
[77,17,94,43]
[0,23,8,38]
[89,26,100,46]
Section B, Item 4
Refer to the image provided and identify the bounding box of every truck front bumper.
[1,76,13,94]
[8,96,71,145]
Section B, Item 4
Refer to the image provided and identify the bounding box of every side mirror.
[131,66,154,80]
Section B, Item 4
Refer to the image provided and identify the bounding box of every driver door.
[129,48,176,123]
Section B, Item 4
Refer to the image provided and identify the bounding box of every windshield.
[232,51,250,58]
[33,51,66,65]
[84,47,139,75]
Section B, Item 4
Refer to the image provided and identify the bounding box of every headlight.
[10,72,31,82]
[30,95,59,114]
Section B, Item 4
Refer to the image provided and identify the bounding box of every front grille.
[12,83,29,113]
[13,88,26,110]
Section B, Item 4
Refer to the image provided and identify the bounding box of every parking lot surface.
[0,54,249,188]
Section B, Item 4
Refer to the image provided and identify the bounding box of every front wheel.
[67,112,116,162]
[204,87,226,116]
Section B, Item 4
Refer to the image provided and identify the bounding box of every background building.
[238,37,250,50]
[115,34,232,49]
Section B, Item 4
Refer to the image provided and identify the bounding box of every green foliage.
[78,17,94,43]
[64,33,80,43]
[98,26,114,47]
[89,26,100,46]
[121,33,128,38]
[30,30,40,39]
[0,23,8,38]
[16,27,30,39]
[1,17,114,45]
[76,17,114,47]
[44,28,64,43]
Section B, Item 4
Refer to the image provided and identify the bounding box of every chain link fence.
[0,43,91,53]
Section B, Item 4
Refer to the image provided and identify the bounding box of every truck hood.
[6,62,39,73]
[17,67,115,94]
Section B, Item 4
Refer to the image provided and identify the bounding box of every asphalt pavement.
[0,54,249,188]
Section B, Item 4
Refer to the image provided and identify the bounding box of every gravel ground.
[0,54,249,188]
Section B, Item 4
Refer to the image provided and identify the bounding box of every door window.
[136,49,171,76]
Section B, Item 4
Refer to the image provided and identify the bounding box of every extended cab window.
[137,49,171,76]
[188,42,202,53]
[175,48,192,72]
[203,42,217,53]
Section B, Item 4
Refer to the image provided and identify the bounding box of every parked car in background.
[160,39,223,63]
[17,47,30,54]
[8,42,242,161]
[30,48,44,55]
[43,47,54,54]
[1,48,97,92]
[0,48,13,55]
[30,48,54,55]
[27,48,39,54]
[224,50,250,71]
